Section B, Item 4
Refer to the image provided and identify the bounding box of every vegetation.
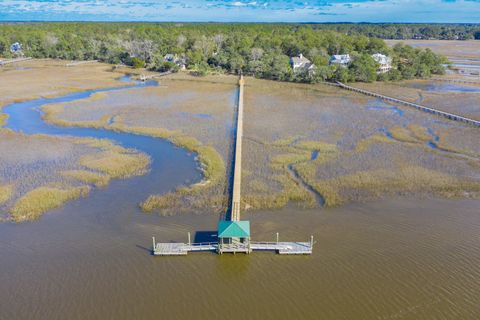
[79,151,149,179]
[309,24,480,40]
[0,184,13,205]
[0,23,448,83]
[9,185,90,222]
[0,114,7,127]
[61,170,110,187]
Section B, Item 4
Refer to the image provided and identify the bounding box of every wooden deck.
[153,240,313,256]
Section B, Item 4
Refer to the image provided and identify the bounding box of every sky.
[0,0,479,23]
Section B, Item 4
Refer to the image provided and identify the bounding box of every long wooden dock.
[230,75,245,221]
[153,75,314,257]
[336,81,480,127]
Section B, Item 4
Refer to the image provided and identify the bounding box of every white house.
[330,54,351,67]
[372,53,392,73]
[164,53,186,70]
[290,54,316,74]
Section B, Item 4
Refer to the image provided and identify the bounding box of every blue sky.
[0,0,479,22]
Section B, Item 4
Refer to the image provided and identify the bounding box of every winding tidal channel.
[1,77,480,320]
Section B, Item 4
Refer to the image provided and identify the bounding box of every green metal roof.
[217,221,250,238]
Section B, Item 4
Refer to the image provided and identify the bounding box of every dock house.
[217,220,251,254]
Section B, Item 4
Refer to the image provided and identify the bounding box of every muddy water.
[411,82,480,93]
[1,79,480,319]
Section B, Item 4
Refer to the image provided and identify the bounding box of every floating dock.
[153,237,313,256]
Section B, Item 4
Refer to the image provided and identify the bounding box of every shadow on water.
[194,231,218,243]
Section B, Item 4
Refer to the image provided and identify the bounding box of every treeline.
[0,23,448,83]
[311,23,480,40]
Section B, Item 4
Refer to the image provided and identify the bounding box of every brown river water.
[1,78,480,319]
[1,197,479,320]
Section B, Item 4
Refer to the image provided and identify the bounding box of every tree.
[349,54,377,82]
[131,57,145,69]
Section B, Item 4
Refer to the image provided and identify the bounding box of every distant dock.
[336,81,480,127]
[0,57,32,66]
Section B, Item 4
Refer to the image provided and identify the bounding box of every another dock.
[0,57,32,66]
[336,81,480,127]
[65,60,98,67]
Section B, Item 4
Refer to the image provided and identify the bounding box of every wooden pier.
[0,57,32,66]
[230,75,244,221]
[336,81,480,127]
[153,75,314,257]
[139,71,172,81]
[65,60,98,67]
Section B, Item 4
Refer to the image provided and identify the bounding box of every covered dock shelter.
[217,220,251,254]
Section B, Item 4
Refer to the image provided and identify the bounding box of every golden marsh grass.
[79,151,150,179]
[61,170,110,187]
[9,185,90,222]
[0,184,14,205]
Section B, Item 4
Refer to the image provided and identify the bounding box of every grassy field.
[5,61,479,216]
[40,71,480,215]
[385,40,480,60]
[242,77,480,209]
[0,129,150,222]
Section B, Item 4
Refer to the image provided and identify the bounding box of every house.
[163,53,186,70]
[290,54,316,74]
[372,53,392,73]
[330,54,351,67]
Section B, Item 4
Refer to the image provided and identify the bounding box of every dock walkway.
[230,76,244,221]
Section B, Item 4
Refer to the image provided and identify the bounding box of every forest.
[0,23,452,83]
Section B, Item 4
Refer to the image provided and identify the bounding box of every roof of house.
[291,54,311,65]
[331,54,351,63]
[218,221,250,238]
[372,53,392,65]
